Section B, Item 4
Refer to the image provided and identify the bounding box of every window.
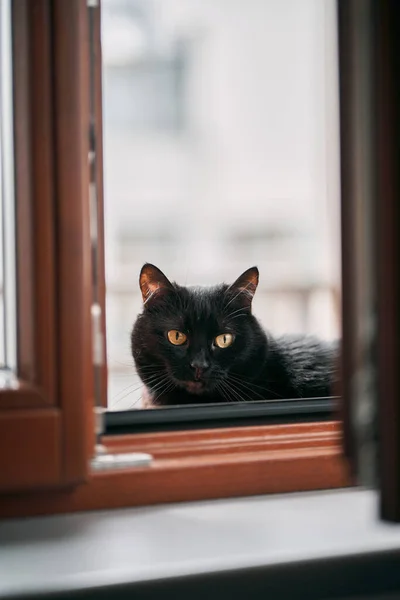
[8,0,400,521]
[0,0,93,492]
[102,0,342,434]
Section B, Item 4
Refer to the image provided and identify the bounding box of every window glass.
[102,0,341,411]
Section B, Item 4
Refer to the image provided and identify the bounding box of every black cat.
[131,263,338,407]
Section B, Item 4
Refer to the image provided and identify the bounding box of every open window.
[0,0,93,492]
[0,0,359,518]
[102,0,342,432]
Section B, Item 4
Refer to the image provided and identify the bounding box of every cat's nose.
[190,358,209,380]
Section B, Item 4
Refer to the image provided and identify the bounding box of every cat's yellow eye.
[167,330,187,346]
[214,333,234,349]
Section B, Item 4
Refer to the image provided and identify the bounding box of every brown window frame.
[0,0,93,492]
[0,422,348,518]
[0,0,350,519]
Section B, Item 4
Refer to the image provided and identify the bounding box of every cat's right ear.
[228,266,259,307]
[139,263,174,307]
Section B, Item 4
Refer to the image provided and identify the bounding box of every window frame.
[338,0,400,522]
[0,421,349,518]
[374,0,400,523]
[0,0,350,517]
[0,0,93,491]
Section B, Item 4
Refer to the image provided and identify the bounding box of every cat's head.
[131,263,266,404]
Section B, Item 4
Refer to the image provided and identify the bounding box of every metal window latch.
[91,451,153,471]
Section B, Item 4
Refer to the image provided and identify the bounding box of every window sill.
[2,490,400,599]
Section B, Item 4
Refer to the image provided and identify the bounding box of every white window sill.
[1,489,400,599]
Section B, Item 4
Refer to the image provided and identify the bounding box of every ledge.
[2,490,400,599]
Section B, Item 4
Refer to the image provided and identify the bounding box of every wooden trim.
[0,422,351,518]
[93,3,108,408]
[52,0,92,483]
[0,383,51,409]
[106,421,342,458]
[0,409,61,491]
[0,0,92,492]
[12,0,36,384]
[0,0,57,408]
[29,0,57,401]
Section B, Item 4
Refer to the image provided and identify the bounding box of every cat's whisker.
[110,372,167,408]
[152,380,176,405]
[218,378,246,403]
[222,374,266,403]
[228,373,283,399]
[145,381,168,398]
[230,376,278,402]
[227,376,266,401]
[137,364,165,372]
[127,393,147,410]
[111,382,142,403]
[224,378,253,403]
[125,375,172,409]
[228,373,270,393]
[148,375,175,396]
[126,395,146,410]
[215,381,233,403]
[111,386,143,408]
[107,356,134,368]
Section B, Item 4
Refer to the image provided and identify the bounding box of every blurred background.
[101,0,341,410]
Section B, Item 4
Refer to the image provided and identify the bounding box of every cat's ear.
[228,266,259,307]
[139,263,174,306]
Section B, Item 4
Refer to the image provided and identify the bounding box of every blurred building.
[101,0,341,410]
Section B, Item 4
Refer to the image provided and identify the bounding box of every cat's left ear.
[228,266,259,307]
[139,263,174,306]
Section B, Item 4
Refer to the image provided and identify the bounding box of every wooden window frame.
[0,0,350,519]
[0,422,349,518]
[0,0,93,491]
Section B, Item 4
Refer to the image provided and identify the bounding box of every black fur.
[131,263,338,407]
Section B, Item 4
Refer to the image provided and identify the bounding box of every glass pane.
[0,0,17,372]
[102,0,341,411]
